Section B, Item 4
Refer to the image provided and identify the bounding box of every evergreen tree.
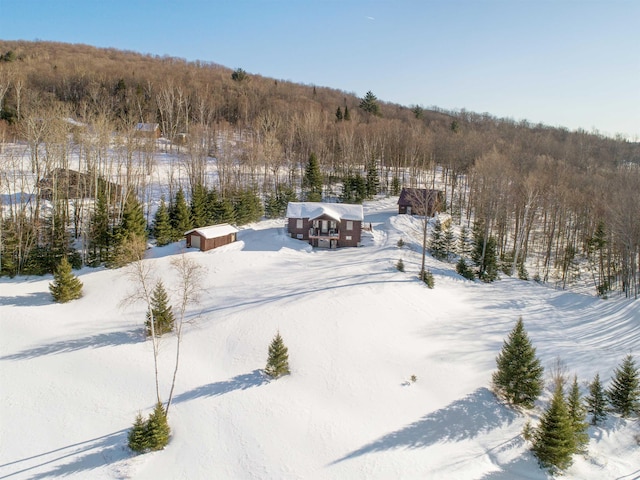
[396,258,405,272]
[567,375,589,454]
[586,373,607,425]
[341,173,366,204]
[303,152,323,202]
[456,257,475,280]
[145,280,175,336]
[390,176,401,196]
[213,196,236,225]
[110,192,147,267]
[190,183,208,228]
[145,402,171,451]
[532,382,577,474]
[607,354,640,418]
[491,317,544,408]
[49,256,83,303]
[234,188,264,225]
[169,187,192,241]
[359,90,380,116]
[152,197,173,247]
[89,188,111,265]
[420,269,435,289]
[335,106,343,121]
[443,222,455,261]
[128,412,149,453]
[343,105,350,121]
[472,224,499,282]
[265,331,290,379]
[458,225,472,257]
[120,191,147,240]
[365,158,379,199]
[430,219,447,260]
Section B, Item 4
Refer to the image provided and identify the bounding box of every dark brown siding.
[338,220,362,247]
[186,232,237,251]
[288,217,311,241]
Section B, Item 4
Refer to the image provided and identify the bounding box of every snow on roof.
[285,202,364,221]
[185,223,239,239]
[135,122,159,131]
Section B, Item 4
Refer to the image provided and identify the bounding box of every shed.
[185,224,239,252]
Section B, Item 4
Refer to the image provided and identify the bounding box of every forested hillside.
[0,40,638,298]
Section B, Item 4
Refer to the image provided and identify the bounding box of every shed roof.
[285,202,364,221]
[185,223,239,239]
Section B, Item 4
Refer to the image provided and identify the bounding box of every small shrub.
[410,374,417,383]
[397,238,405,248]
[265,331,290,379]
[420,269,435,289]
[396,258,405,272]
[128,402,171,454]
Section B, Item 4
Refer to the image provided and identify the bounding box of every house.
[37,168,122,201]
[185,224,239,252]
[134,123,161,138]
[398,188,443,217]
[286,202,364,248]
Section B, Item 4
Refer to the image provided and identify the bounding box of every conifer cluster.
[128,402,171,453]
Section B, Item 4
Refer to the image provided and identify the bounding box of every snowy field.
[1,197,639,479]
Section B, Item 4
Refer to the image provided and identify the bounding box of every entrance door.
[191,235,201,249]
[407,206,412,215]
[321,220,329,233]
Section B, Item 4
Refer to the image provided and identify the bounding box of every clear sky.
[1,0,638,139]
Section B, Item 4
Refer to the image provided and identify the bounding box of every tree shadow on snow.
[173,369,269,404]
[0,291,53,307]
[0,429,128,480]
[0,328,143,361]
[330,388,516,465]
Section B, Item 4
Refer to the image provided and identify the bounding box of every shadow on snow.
[173,369,269,404]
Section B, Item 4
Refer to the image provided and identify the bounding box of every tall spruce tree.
[234,188,264,225]
[430,219,447,260]
[491,317,544,408]
[213,196,236,225]
[153,197,173,247]
[531,382,577,474]
[607,354,640,418]
[303,152,323,202]
[170,187,192,241]
[365,158,379,199]
[145,280,175,336]
[567,375,589,454]
[190,183,208,228]
[265,331,290,379]
[49,256,83,303]
[359,90,380,116]
[586,373,607,425]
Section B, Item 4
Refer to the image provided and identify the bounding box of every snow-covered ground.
[1,197,639,479]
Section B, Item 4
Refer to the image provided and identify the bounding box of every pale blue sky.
[1,0,638,139]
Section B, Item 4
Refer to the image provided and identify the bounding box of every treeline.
[0,41,639,297]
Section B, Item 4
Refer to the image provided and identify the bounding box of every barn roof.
[285,202,364,221]
[185,224,239,239]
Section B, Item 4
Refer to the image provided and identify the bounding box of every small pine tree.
[532,382,577,474]
[567,375,589,454]
[265,331,290,379]
[343,105,350,121]
[145,281,175,336]
[420,269,435,288]
[430,219,446,260]
[607,354,640,418]
[49,257,83,303]
[128,412,149,453]
[396,258,405,272]
[456,257,475,280]
[586,373,607,425]
[145,402,171,451]
[335,106,343,121]
[491,317,544,409]
[390,176,401,196]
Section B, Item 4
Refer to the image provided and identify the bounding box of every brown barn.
[185,224,239,252]
[286,202,364,248]
[398,188,443,217]
[134,123,161,138]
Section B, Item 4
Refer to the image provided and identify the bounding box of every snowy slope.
[1,197,639,479]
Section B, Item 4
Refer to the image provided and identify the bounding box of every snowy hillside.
[1,197,639,479]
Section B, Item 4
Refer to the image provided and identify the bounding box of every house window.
[346,221,353,231]
[345,235,352,241]
[296,233,304,239]
[296,219,303,229]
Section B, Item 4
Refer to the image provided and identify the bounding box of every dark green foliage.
[430,219,447,260]
[419,269,435,289]
[190,184,208,228]
[586,373,607,425]
[120,191,148,240]
[153,197,173,246]
[146,402,171,451]
[127,413,149,453]
[145,281,175,337]
[212,196,236,225]
[396,258,405,272]
[390,176,401,196]
[49,257,83,303]
[233,188,264,225]
[89,189,112,265]
[264,186,297,219]
[491,317,544,408]
[567,375,589,454]
[110,192,148,267]
[341,173,366,204]
[231,68,248,82]
[169,188,192,241]
[128,402,171,454]
[359,90,380,116]
[335,106,343,121]
[458,226,472,257]
[607,354,640,417]
[472,225,498,282]
[456,257,475,280]
[396,238,405,248]
[265,331,290,379]
[532,382,577,474]
[365,159,379,198]
[412,105,423,119]
[303,152,323,202]
[343,105,350,121]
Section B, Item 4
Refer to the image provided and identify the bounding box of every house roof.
[398,188,441,206]
[185,223,239,239]
[286,202,364,221]
[135,122,159,132]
